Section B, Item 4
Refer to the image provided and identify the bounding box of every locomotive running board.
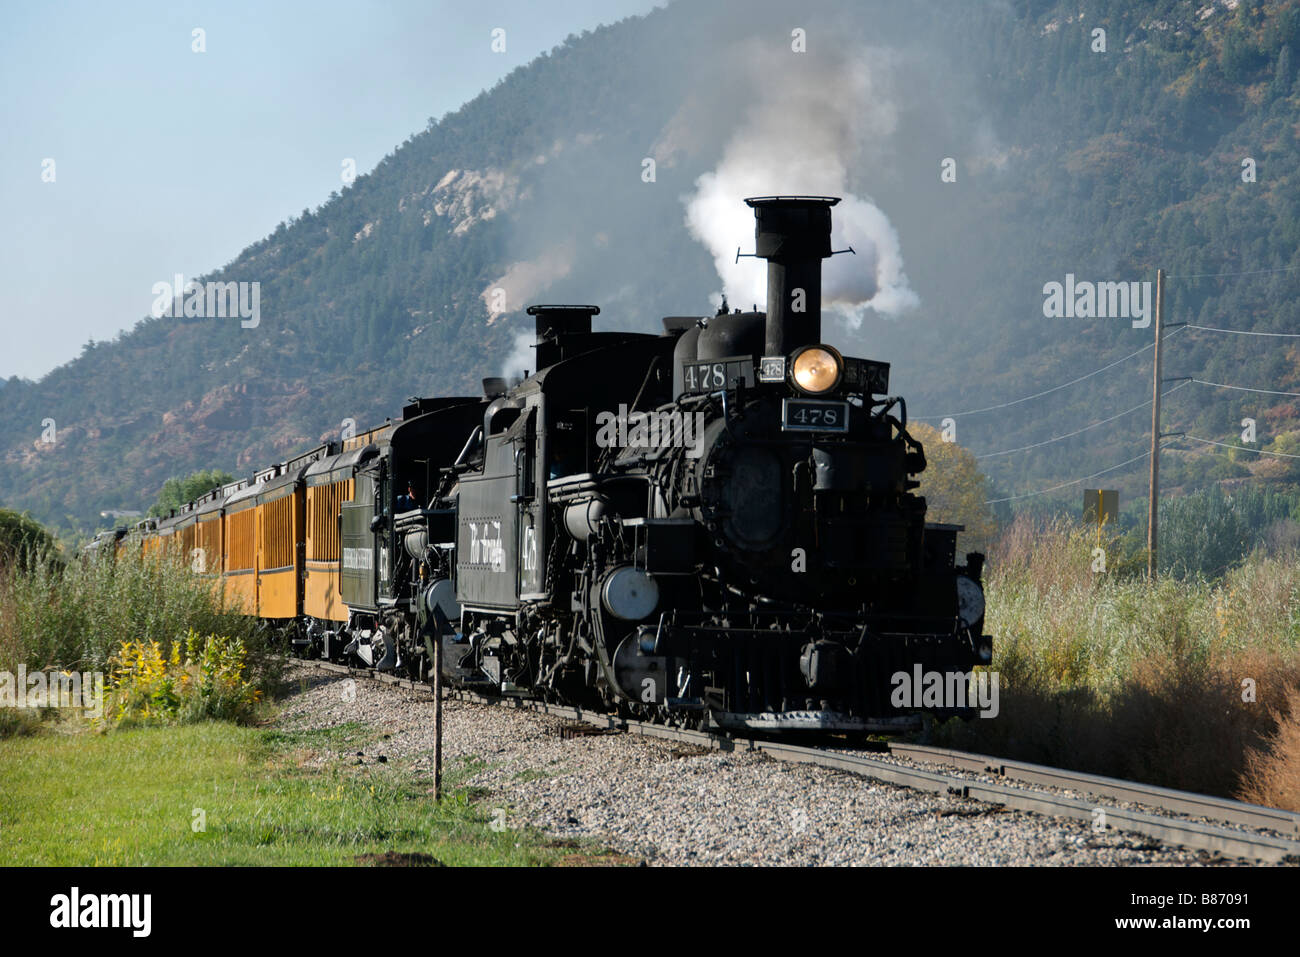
[713,711,922,734]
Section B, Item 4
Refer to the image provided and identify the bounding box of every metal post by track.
[433,635,443,801]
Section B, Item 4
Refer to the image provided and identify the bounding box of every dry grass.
[1239,688,1300,812]
[0,546,260,674]
[935,517,1300,807]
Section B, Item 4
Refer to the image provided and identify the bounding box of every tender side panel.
[456,434,520,610]
[340,499,377,610]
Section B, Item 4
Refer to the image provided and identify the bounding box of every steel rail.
[291,659,1300,863]
[888,742,1300,839]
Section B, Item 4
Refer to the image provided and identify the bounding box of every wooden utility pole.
[1147,268,1166,580]
[433,633,443,801]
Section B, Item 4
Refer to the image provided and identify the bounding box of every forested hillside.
[5,0,1300,540]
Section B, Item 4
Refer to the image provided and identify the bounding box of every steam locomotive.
[107,196,990,734]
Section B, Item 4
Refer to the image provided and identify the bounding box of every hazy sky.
[0,0,663,381]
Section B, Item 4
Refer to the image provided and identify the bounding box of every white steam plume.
[684,44,918,325]
[503,332,535,380]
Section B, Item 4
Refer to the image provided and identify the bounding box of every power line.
[1183,435,1300,459]
[1191,379,1300,398]
[975,381,1191,460]
[1165,264,1300,280]
[925,264,1300,508]
[984,443,1174,505]
[1186,324,1300,338]
[916,331,1184,420]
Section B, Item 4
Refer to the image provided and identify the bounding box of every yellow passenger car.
[253,466,304,621]
[222,485,259,615]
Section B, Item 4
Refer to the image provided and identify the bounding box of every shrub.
[106,631,264,728]
[0,508,61,570]
[1239,688,1300,812]
[0,545,284,731]
[0,543,267,676]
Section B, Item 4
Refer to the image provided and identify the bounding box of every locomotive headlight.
[790,345,843,395]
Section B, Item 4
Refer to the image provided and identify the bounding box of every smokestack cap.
[745,196,839,261]
[526,304,599,340]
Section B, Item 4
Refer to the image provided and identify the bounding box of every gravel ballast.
[275,666,1216,866]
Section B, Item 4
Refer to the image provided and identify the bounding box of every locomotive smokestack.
[745,196,839,356]
[526,304,599,371]
[527,303,597,341]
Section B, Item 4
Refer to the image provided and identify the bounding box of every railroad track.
[291,658,1300,864]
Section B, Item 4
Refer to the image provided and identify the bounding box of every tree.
[0,508,60,568]
[1272,46,1293,98]
[1159,486,1249,578]
[1222,26,1264,83]
[908,423,999,556]
[148,469,235,517]
[1263,430,1300,482]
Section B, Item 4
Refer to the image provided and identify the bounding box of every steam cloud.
[499,330,535,379]
[684,43,919,325]
[503,331,535,380]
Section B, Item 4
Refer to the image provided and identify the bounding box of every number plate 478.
[781,399,850,433]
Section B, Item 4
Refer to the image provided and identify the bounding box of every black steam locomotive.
[322,196,990,733]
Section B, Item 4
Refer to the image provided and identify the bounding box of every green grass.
[0,721,624,866]
[513,768,556,782]
[263,718,379,751]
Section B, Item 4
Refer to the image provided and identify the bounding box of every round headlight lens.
[791,345,843,394]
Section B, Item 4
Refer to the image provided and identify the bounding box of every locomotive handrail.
[453,426,482,470]
[709,388,733,436]
[872,395,907,426]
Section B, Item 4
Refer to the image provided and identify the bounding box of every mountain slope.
[6,0,1300,537]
